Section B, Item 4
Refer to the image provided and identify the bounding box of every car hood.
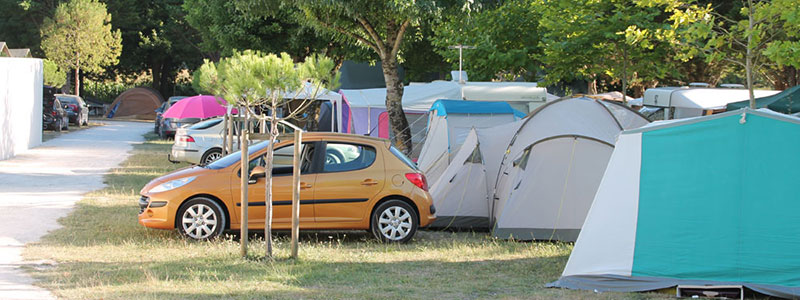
[140,165,215,194]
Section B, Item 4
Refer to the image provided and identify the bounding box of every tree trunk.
[381,57,412,154]
[621,48,628,104]
[587,77,598,95]
[152,61,163,96]
[239,107,250,258]
[746,0,755,108]
[74,62,80,97]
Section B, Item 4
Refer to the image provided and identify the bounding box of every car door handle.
[300,182,313,189]
[361,179,379,186]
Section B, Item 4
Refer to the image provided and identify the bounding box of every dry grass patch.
[24,133,670,299]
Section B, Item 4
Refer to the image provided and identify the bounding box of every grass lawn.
[23,133,670,299]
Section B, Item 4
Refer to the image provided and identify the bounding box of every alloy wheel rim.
[181,203,217,239]
[378,206,412,241]
[204,152,222,164]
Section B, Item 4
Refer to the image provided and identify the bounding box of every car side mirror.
[249,165,266,182]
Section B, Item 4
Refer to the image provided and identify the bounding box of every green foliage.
[82,79,135,103]
[763,0,800,69]
[194,50,339,109]
[40,0,122,76]
[43,59,66,88]
[432,0,543,81]
[540,0,683,91]
[102,0,203,98]
[184,0,312,58]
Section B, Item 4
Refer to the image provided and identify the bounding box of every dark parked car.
[43,86,69,132]
[159,117,201,139]
[56,94,89,127]
[154,96,187,136]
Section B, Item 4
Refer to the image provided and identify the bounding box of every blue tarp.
[429,99,526,118]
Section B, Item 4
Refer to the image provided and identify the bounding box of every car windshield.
[205,140,272,169]
[390,145,418,171]
[189,118,222,130]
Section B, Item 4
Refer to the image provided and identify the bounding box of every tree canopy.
[43,58,66,88]
[40,0,122,96]
[432,0,543,82]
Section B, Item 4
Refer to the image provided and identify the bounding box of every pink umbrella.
[162,95,233,119]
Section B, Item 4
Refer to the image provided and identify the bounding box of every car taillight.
[405,173,428,191]
[179,135,195,143]
[68,104,78,112]
[51,111,57,116]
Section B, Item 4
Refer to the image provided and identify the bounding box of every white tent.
[429,119,524,228]
[338,81,551,139]
[417,100,525,184]
[491,97,649,241]
[642,87,779,119]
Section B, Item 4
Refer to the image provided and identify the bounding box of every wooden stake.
[222,113,229,155]
[291,130,302,259]
[239,108,249,258]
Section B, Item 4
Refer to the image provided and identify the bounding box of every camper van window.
[512,147,532,170]
[464,145,482,164]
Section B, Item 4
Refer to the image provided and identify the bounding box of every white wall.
[0,58,43,161]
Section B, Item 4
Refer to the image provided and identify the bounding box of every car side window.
[255,143,315,176]
[323,143,376,173]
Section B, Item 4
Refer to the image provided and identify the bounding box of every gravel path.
[0,121,151,299]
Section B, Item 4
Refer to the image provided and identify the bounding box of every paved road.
[0,121,151,299]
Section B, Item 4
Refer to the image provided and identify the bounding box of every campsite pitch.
[23,134,670,299]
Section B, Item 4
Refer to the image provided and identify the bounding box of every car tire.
[201,148,223,165]
[370,199,418,243]
[176,197,226,241]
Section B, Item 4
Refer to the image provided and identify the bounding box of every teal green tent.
[548,108,800,298]
[726,85,800,113]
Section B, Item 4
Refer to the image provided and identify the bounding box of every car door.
[232,142,317,228]
[312,141,384,223]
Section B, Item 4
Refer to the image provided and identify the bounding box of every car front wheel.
[177,197,226,240]
[371,200,418,243]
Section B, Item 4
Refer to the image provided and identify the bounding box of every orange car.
[139,133,436,242]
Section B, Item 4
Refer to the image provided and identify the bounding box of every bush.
[83,80,136,103]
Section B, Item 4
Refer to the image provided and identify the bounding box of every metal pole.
[290,130,302,258]
[239,107,249,258]
[459,47,463,83]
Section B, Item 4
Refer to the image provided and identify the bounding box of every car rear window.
[189,118,223,130]
[57,96,77,104]
[390,145,418,171]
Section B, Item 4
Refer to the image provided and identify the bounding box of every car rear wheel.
[177,197,226,240]
[371,200,418,243]
[201,148,223,165]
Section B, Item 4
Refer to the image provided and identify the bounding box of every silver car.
[170,118,294,165]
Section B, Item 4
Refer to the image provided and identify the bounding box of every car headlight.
[149,176,196,193]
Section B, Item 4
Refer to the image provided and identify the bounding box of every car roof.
[300,132,390,146]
